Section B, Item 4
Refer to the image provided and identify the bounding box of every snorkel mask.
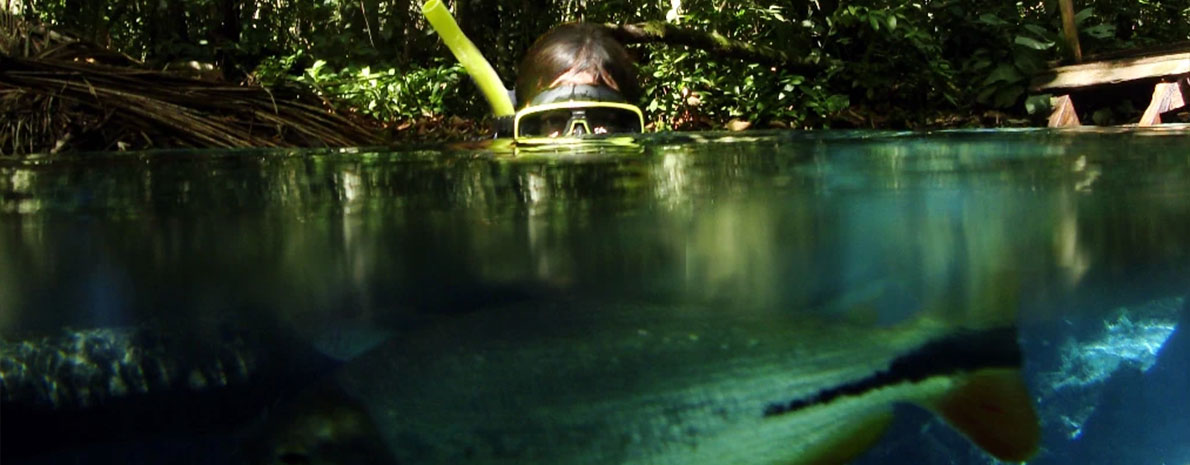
[514,85,644,141]
[421,1,643,145]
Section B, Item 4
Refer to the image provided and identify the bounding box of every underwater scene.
[2,127,1189,465]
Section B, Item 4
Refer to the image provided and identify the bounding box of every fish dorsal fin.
[925,368,1040,462]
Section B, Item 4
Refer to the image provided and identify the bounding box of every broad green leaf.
[1092,108,1114,125]
[1025,94,1052,115]
[992,86,1024,108]
[1014,35,1054,50]
[1023,24,1052,38]
[976,85,998,104]
[1075,7,1094,24]
[826,94,850,112]
[982,63,1022,86]
[978,13,1008,26]
[967,58,993,71]
[1084,24,1115,39]
[1014,51,1045,74]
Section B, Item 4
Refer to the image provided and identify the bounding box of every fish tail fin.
[924,368,1041,462]
[795,409,895,465]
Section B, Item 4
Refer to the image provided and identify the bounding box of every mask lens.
[585,107,643,134]
[517,106,643,138]
[519,109,575,138]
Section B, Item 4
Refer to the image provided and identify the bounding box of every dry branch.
[2,14,385,156]
[1,55,386,155]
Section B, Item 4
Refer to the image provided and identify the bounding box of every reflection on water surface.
[1,128,1188,464]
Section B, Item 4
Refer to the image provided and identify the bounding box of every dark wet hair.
[515,23,640,107]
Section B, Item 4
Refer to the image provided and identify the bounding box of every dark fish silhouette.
[264,301,1040,465]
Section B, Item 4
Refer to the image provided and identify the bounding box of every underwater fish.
[264,301,1040,465]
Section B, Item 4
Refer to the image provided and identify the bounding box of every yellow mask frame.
[513,101,644,144]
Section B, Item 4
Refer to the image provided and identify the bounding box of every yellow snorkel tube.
[421,0,515,118]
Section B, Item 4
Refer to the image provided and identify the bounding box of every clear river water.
[2,127,1188,465]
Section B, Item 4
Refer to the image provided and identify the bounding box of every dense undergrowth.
[10,0,1190,135]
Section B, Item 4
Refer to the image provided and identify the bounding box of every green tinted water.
[3,129,1187,329]
[1,128,1188,464]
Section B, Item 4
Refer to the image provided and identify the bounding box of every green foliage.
[255,54,477,122]
[820,2,960,113]
[960,11,1055,109]
[14,0,1190,129]
[635,1,853,129]
[640,48,849,129]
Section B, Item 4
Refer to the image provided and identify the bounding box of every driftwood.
[602,21,819,72]
[1,14,384,156]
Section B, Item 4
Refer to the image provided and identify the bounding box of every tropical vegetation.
[4,0,1189,145]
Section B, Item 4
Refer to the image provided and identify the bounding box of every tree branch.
[601,21,820,73]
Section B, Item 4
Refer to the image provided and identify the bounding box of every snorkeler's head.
[512,23,643,140]
[515,23,640,107]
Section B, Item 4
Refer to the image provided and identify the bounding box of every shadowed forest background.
[2,0,1189,150]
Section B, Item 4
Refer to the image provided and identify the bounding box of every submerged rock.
[1034,296,1182,441]
[1,323,338,462]
[1,326,261,409]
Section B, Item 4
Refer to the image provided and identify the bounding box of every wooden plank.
[1138,78,1188,126]
[1031,52,1190,92]
[1048,94,1081,127]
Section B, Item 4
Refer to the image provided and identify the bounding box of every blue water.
[2,127,1189,464]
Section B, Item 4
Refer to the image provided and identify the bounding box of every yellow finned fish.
[264,301,1040,465]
